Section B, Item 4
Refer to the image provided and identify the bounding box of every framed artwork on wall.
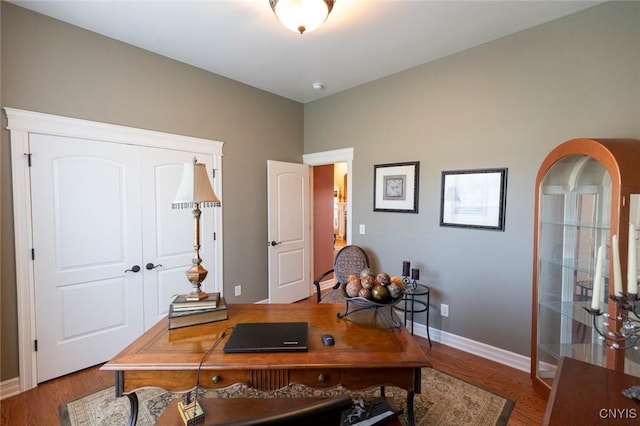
[373,161,419,213]
[439,168,508,231]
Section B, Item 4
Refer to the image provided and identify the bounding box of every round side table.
[394,283,431,346]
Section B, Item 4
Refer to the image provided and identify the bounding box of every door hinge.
[211,169,216,179]
[31,248,35,260]
[34,339,38,352]
[24,153,32,167]
[213,232,216,241]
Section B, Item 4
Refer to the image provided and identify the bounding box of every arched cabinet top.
[536,138,640,191]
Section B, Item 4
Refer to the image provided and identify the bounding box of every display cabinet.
[531,138,640,397]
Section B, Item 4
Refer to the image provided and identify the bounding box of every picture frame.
[373,161,419,213]
[439,168,507,231]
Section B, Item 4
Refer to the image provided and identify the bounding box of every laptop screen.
[223,322,308,353]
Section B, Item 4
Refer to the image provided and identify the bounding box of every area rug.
[60,368,514,426]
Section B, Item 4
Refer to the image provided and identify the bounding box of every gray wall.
[0,2,303,380]
[304,1,640,356]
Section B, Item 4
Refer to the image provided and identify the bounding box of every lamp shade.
[172,158,220,209]
[269,0,334,34]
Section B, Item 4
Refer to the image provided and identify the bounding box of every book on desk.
[171,292,220,311]
[168,297,228,329]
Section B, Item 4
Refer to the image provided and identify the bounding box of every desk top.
[101,303,431,372]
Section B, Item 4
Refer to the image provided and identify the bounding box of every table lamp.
[172,157,220,301]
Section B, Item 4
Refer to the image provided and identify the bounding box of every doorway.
[333,162,348,253]
[303,148,354,295]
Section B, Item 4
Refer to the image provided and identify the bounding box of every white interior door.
[267,160,311,303]
[30,134,145,382]
[140,150,216,329]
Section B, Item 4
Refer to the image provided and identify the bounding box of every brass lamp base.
[185,289,209,301]
[185,263,209,301]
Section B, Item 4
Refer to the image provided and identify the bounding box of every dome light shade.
[269,0,335,34]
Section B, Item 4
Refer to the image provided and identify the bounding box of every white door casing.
[6,108,223,390]
[303,148,354,294]
[267,160,311,303]
[303,148,354,245]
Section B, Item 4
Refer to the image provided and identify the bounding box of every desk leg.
[406,390,416,426]
[115,371,139,426]
[126,392,139,426]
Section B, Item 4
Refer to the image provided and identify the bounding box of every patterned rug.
[60,368,514,426]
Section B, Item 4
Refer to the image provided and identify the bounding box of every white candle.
[591,245,604,311]
[628,223,638,294]
[612,235,623,296]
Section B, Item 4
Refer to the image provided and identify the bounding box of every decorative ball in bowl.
[341,269,405,304]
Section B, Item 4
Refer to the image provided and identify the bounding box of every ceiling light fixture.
[269,0,335,34]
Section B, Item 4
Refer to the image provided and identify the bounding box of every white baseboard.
[406,320,531,373]
[0,377,20,400]
[314,284,530,372]
[317,278,337,292]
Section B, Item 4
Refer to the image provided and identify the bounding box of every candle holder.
[402,275,417,291]
[584,292,640,350]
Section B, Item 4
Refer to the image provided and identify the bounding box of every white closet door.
[30,134,144,383]
[140,150,216,329]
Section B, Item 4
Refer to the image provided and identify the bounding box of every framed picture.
[439,168,507,231]
[373,161,419,213]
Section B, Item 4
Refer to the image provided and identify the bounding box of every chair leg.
[314,281,322,303]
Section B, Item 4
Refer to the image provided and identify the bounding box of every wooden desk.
[101,303,430,426]
[543,357,640,425]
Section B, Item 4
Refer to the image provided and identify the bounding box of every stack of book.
[168,292,228,330]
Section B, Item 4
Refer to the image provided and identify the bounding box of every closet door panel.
[30,134,144,383]
[140,149,216,329]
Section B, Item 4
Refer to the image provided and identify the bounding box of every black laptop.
[223,322,309,353]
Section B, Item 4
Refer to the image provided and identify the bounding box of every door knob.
[145,263,163,270]
[125,265,141,273]
[269,241,281,247]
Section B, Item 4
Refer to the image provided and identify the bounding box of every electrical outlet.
[234,285,242,297]
[441,303,449,317]
[359,224,366,234]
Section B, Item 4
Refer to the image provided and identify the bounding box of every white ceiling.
[11,0,603,103]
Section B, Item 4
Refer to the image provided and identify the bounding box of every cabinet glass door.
[536,154,610,386]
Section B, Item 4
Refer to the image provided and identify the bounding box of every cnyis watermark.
[599,408,638,419]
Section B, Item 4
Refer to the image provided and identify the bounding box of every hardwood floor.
[0,296,547,425]
[420,341,547,426]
